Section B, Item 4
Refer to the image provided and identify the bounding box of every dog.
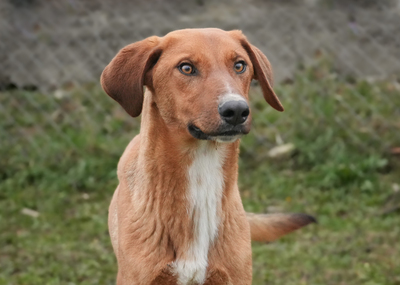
[101,28,315,285]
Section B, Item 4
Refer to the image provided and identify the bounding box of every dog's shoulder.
[117,134,141,176]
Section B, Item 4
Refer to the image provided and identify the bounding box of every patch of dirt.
[1,0,400,90]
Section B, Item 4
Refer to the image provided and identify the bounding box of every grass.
[1,58,400,284]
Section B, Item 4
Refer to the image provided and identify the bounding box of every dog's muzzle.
[218,100,250,126]
[188,123,249,143]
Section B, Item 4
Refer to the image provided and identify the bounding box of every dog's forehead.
[165,28,233,39]
[160,29,246,58]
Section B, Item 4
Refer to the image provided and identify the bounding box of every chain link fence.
[1,0,400,154]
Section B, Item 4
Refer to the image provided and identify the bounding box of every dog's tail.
[246,212,316,242]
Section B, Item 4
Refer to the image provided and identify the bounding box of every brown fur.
[247,213,316,243]
[101,28,315,285]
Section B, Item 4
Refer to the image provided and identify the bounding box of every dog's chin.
[212,135,242,143]
[188,124,247,143]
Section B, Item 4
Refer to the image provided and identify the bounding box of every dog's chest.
[172,143,226,285]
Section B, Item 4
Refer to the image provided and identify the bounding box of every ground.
[1,59,400,284]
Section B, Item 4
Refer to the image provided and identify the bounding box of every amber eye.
[178,63,195,75]
[234,61,246,74]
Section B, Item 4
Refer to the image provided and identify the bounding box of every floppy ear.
[235,34,284,112]
[101,36,161,117]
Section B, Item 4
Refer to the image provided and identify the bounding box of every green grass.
[1,59,400,284]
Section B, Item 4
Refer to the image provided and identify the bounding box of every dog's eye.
[178,63,195,75]
[234,61,246,74]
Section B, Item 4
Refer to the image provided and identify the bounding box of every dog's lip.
[189,125,202,133]
[188,124,245,140]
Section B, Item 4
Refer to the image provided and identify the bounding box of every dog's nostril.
[242,109,249,117]
[222,109,235,118]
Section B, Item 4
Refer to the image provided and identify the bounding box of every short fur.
[101,28,315,285]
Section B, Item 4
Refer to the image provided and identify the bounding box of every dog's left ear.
[101,36,162,117]
[230,31,284,112]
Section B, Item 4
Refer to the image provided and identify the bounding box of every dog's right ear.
[229,30,284,112]
[101,36,161,117]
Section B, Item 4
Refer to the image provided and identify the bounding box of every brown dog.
[101,28,315,285]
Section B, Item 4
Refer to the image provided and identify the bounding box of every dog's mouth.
[188,124,248,143]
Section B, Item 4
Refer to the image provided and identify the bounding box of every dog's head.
[101,28,283,143]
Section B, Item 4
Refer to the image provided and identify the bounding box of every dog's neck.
[133,93,240,283]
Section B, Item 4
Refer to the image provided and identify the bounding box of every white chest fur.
[172,142,226,285]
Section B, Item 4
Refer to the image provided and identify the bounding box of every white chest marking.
[172,142,226,285]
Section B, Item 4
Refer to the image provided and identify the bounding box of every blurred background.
[1,0,399,284]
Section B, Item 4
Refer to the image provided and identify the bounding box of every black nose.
[218,100,250,126]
